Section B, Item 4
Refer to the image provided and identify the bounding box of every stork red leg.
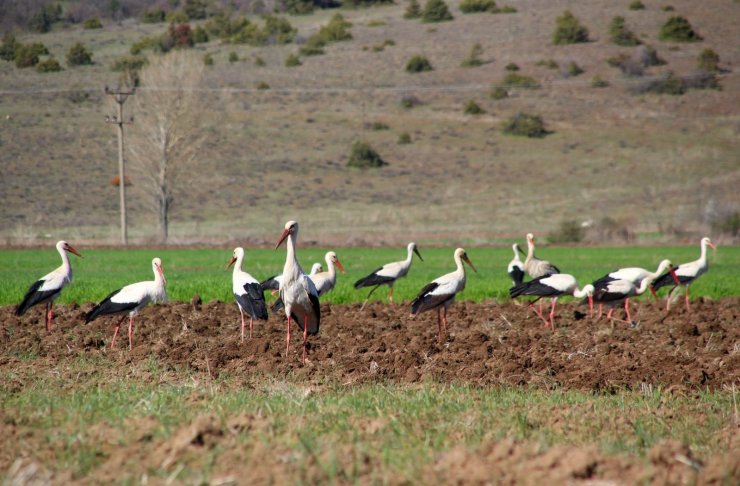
[286,316,292,358]
[442,306,449,337]
[302,315,308,365]
[249,317,253,339]
[437,308,443,341]
[528,303,550,327]
[597,304,603,319]
[240,308,246,342]
[110,315,126,349]
[389,287,394,304]
[548,299,557,329]
[45,302,53,332]
[607,308,614,320]
[685,286,691,311]
[624,299,632,322]
[128,315,134,351]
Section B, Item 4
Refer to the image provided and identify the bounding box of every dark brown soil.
[1,298,738,391]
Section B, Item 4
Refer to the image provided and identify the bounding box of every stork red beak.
[275,228,291,249]
[650,286,658,299]
[463,255,477,273]
[66,244,82,258]
[707,241,717,251]
[157,264,167,285]
[226,256,237,270]
[335,258,345,273]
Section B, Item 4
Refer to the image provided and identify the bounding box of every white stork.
[524,233,560,278]
[310,251,345,297]
[227,247,268,341]
[509,273,594,329]
[591,259,678,316]
[260,263,322,296]
[354,242,423,303]
[410,248,476,341]
[275,221,320,364]
[507,243,525,286]
[652,237,716,311]
[85,257,167,351]
[592,276,658,323]
[15,240,82,332]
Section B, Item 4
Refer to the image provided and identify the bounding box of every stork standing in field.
[354,242,423,303]
[507,243,525,286]
[85,257,167,351]
[16,240,82,332]
[275,221,320,364]
[261,263,322,296]
[272,252,344,311]
[524,233,560,278]
[591,259,678,317]
[510,273,594,329]
[592,276,659,323]
[652,237,717,311]
[226,247,268,340]
[410,248,476,341]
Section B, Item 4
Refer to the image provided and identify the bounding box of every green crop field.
[0,244,737,307]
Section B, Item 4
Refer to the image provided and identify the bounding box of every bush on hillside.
[285,53,301,66]
[193,26,209,43]
[464,100,485,114]
[421,0,453,22]
[228,51,239,62]
[0,34,19,61]
[459,0,496,13]
[566,61,583,76]
[630,71,719,96]
[83,17,103,29]
[659,16,702,42]
[184,0,209,20]
[490,86,508,99]
[404,0,422,18]
[629,1,645,10]
[406,55,433,72]
[398,132,412,144]
[14,44,40,68]
[36,57,62,72]
[697,48,720,72]
[141,9,166,23]
[550,220,584,243]
[501,113,548,138]
[28,3,62,33]
[347,141,387,168]
[317,13,352,42]
[502,72,539,89]
[505,62,519,71]
[205,12,249,38]
[591,75,609,87]
[609,16,641,46]
[67,43,94,66]
[461,43,483,67]
[553,10,589,45]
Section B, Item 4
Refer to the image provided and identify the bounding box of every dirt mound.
[1,298,738,391]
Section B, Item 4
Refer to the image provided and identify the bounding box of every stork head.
[326,251,345,273]
[227,247,244,270]
[152,257,166,285]
[582,284,595,316]
[526,233,535,246]
[455,248,477,273]
[276,220,298,249]
[409,242,423,262]
[310,263,323,275]
[58,240,82,258]
[701,237,716,251]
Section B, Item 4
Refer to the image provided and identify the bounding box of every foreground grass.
[0,245,738,307]
[0,356,735,483]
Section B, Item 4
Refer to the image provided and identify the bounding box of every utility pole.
[105,85,134,245]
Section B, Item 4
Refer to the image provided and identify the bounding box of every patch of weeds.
[591,75,609,88]
[347,141,387,168]
[629,1,645,10]
[464,100,485,115]
[501,112,548,138]
[537,59,559,69]
[461,43,483,67]
[501,72,539,89]
[609,16,641,46]
[398,132,412,144]
[285,53,301,67]
[421,0,454,23]
[553,10,589,45]
[659,16,702,42]
[490,86,508,99]
[406,55,433,73]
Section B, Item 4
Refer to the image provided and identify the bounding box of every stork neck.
[454,253,466,275]
[512,245,522,262]
[526,240,534,260]
[699,240,709,263]
[283,233,303,277]
[232,253,244,276]
[58,245,71,270]
[573,286,589,299]
[326,256,336,279]
[405,246,414,264]
[636,277,653,295]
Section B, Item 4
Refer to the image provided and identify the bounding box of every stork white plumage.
[310,251,345,297]
[509,273,594,329]
[227,247,268,341]
[652,237,717,311]
[410,248,476,341]
[524,233,560,279]
[260,263,322,296]
[592,276,657,323]
[275,221,320,364]
[592,259,678,317]
[86,258,167,350]
[354,242,423,303]
[16,240,82,332]
[507,243,525,286]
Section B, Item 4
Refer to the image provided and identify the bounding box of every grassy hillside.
[0,0,738,245]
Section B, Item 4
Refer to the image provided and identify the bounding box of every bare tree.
[129,50,206,243]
